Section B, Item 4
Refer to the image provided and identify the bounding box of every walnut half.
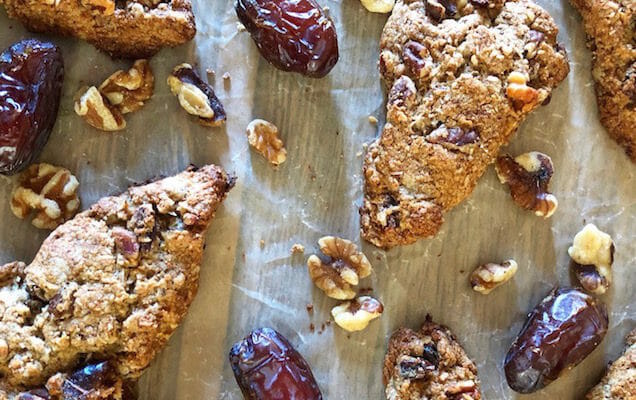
[10,163,80,229]
[470,259,518,294]
[74,86,126,131]
[99,59,154,114]
[331,296,383,332]
[307,236,373,299]
[246,119,287,166]
[568,224,614,295]
[495,152,558,218]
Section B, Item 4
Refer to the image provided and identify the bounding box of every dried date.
[0,39,64,175]
[229,327,323,399]
[235,0,339,78]
[504,287,608,393]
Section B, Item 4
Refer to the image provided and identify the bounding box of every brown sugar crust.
[0,165,234,398]
[570,0,636,162]
[0,0,196,58]
[586,329,636,400]
[361,0,569,248]
[383,317,481,399]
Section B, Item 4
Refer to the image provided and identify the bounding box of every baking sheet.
[0,0,634,398]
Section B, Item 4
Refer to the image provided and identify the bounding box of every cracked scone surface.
[586,329,636,400]
[361,0,569,248]
[383,318,481,400]
[0,165,233,399]
[1,0,196,58]
[570,0,636,162]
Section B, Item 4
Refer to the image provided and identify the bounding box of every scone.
[0,165,234,399]
[361,0,569,248]
[586,329,636,399]
[0,0,196,58]
[383,317,481,399]
[570,0,636,162]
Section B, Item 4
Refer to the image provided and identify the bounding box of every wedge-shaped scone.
[1,0,196,58]
[0,165,234,399]
[586,329,636,400]
[383,317,481,399]
[361,0,569,248]
[571,0,636,162]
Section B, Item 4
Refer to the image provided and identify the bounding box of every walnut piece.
[470,259,518,294]
[99,59,154,114]
[307,236,373,299]
[568,224,614,295]
[495,151,558,218]
[80,0,115,15]
[331,296,383,332]
[290,243,305,254]
[360,0,395,13]
[506,71,539,111]
[246,119,287,166]
[167,63,226,127]
[10,163,80,230]
[74,86,126,131]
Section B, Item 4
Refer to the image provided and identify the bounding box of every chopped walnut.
[495,152,558,218]
[470,259,518,294]
[246,119,287,166]
[360,0,395,13]
[426,125,478,146]
[99,59,154,114]
[167,63,226,127]
[506,71,539,111]
[331,296,383,332]
[80,0,115,15]
[10,163,80,230]
[74,86,126,131]
[291,243,305,254]
[568,224,614,295]
[307,236,373,299]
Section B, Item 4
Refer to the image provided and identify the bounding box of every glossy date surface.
[0,39,64,175]
[504,287,608,393]
[235,0,339,78]
[229,327,323,400]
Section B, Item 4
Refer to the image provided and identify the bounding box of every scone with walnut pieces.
[361,0,569,248]
[586,329,636,400]
[0,165,234,399]
[383,317,481,400]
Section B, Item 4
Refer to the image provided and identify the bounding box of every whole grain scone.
[570,0,636,162]
[383,317,481,400]
[0,165,234,399]
[586,328,636,400]
[361,0,569,248]
[0,0,196,58]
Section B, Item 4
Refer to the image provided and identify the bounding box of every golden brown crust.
[570,0,636,162]
[586,329,636,400]
[361,0,569,248]
[0,165,233,398]
[1,0,196,58]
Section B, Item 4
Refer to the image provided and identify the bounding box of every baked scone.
[0,165,234,399]
[0,0,196,58]
[361,0,569,248]
[586,329,636,400]
[383,317,481,399]
[570,0,635,162]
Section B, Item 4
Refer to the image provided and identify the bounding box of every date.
[235,0,339,78]
[0,39,64,175]
[229,327,323,399]
[504,287,608,393]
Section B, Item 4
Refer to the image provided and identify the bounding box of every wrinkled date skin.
[229,327,323,400]
[235,0,339,78]
[504,287,608,393]
[0,39,64,175]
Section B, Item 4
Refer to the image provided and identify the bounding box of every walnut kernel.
[307,236,373,299]
[167,64,226,127]
[99,59,154,114]
[331,296,383,332]
[470,259,518,294]
[568,224,614,295]
[360,0,395,13]
[506,71,539,111]
[10,163,80,230]
[495,152,558,218]
[74,86,126,131]
[246,119,287,166]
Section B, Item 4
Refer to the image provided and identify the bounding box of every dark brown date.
[235,0,339,78]
[504,287,608,393]
[0,39,64,175]
[229,327,323,399]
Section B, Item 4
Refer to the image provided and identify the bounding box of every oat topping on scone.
[570,0,636,162]
[361,0,569,248]
[0,165,234,399]
[383,317,481,400]
[586,328,636,400]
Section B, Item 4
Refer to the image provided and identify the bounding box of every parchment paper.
[0,0,634,398]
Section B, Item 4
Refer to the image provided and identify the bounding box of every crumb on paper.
[306,303,314,314]
[223,72,231,81]
[309,323,315,332]
[368,115,378,124]
[259,239,265,248]
[291,243,305,254]
[237,22,246,32]
[206,68,215,76]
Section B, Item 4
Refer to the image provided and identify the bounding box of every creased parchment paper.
[0,0,634,398]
